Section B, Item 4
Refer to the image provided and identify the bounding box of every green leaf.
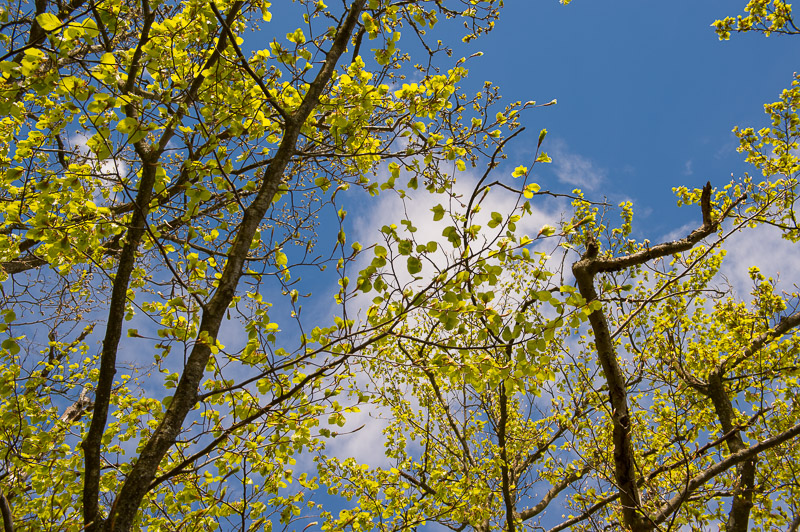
[398,240,412,255]
[488,212,503,228]
[1,338,19,355]
[99,52,115,66]
[116,117,138,134]
[523,183,541,199]
[442,226,460,247]
[36,13,62,31]
[407,256,422,275]
[538,225,556,237]
[287,28,306,44]
[3,310,16,324]
[315,176,331,191]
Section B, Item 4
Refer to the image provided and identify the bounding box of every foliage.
[3,0,800,531]
[309,4,800,532]
[0,0,517,530]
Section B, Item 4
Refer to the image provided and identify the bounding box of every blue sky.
[457,1,799,235]
[327,0,800,329]
[259,1,800,255]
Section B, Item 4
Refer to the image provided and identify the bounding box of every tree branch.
[518,465,588,522]
[498,383,516,532]
[209,1,291,123]
[651,420,800,525]
[81,151,160,532]
[569,183,740,532]
[588,183,745,276]
[101,2,367,528]
[726,310,800,372]
[0,489,12,532]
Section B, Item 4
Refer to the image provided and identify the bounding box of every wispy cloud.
[549,139,606,190]
[720,223,796,299]
[356,168,559,242]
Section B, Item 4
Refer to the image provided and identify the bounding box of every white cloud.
[350,168,562,271]
[320,368,403,470]
[715,137,740,160]
[549,139,606,190]
[68,132,129,205]
[719,222,797,299]
[319,165,571,469]
[654,217,796,307]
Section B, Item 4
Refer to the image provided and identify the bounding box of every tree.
[311,2,800,531]
[0,0,516,530]
[5,0,800,530]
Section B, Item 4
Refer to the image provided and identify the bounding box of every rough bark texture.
[651,420,800,524]
[726,459,756,532]
[684,310,800,530]
[573,246,649,532]
[498,384,516,532]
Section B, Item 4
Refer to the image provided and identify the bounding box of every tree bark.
[81,153,159,532]
[707,370,755,532]
[0,490,12,532]
[573,246,650,532]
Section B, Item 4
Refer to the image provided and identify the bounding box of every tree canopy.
[1,0,800,531]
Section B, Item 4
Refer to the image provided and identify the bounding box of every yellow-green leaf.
[36,13,62,31]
